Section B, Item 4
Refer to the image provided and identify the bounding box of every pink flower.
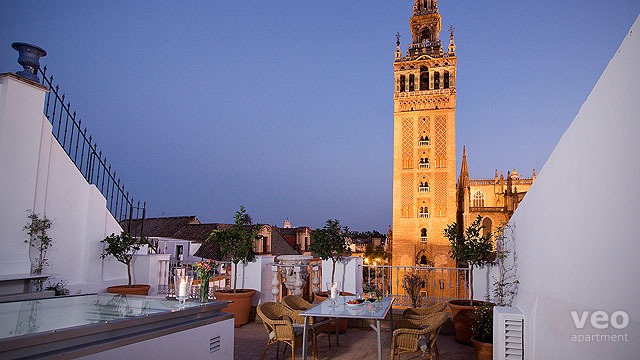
[195,259,219,279]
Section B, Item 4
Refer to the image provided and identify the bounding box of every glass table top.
[300,296,395,320]
[0,293,205,340]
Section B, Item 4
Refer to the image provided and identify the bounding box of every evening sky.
[1,1,638,231]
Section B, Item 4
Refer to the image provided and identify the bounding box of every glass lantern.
[173,268,193,305]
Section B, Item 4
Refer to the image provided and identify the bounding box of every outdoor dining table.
[300,295,395,360]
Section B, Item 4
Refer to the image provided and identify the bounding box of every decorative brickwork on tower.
[392,0,457,267]
[391,1,533,268]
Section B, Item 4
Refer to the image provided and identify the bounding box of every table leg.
[335,318,340,346]
[376,319,382,360]
[302,316,309,360]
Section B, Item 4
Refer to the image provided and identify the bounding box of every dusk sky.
[2,1,638,232]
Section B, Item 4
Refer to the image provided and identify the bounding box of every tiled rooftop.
[234,314,474,360]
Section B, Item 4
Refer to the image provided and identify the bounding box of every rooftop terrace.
[234,314,474,360]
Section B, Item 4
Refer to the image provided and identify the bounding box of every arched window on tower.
[444,71,450,89]
[419,135,430,146]
[482,217,493,237]
[418,182,430,193]
[400,75,406,92]
[419,207,429,218]
[421,28,431,43]
[419,158,430,169]
[473,191,485,207]
[409,74,415,91]
[420,228,427,242]
[420,66,429,90]
[433,72,440,89]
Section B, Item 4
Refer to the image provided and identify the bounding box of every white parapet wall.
[321,256,363,295]
[484,17,640,359]
[231,255,275,305]
[0,73,126,294]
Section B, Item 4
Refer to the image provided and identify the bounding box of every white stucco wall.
[321,256,363,295]
[233,255,275,305]
[0,74,47,275]
[492,17,640,358]
[0,73,125,294]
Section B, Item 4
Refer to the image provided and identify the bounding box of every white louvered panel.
[494,306,524,360]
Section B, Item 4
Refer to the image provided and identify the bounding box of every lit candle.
[330,283,338,299]
[178,278,187,297]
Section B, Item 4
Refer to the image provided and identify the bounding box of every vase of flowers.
[194,259,218,303]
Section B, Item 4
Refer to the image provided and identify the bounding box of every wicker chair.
[401,302,448,320]
[391,312,448,360]
[256,302,316,360]
[282,295,332,347]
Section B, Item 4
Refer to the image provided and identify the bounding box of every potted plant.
[401,271,425,308]
[310,219,352,333]
[100,231,150,295]
[207,206,258,327]
[444,215,494,344]
[310,219,351,286]
[470,224,519,358]
[470,302,494,359]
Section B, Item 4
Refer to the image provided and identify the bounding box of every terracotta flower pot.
[106,284,150,296]
[448,299,491,345]
[471,335,493,360]
[214,289,256,328]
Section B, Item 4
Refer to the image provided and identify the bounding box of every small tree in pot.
[206,206,258,327]
[445,215,494,304]
[100,231,150,295]
[207,206,258,292]
[310,219,351,285]
[310,219,352,333]
[444,215,494,344]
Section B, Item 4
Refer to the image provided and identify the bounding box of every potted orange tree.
[444,215,494,344]
[100,231,150,295]
[207,206,258,327]
[310,219,352,332]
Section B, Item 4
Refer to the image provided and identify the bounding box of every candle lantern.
[326,281,341,308]
[173,268,193,305]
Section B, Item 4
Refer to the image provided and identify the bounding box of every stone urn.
[11,42,47,82]
[276,255,313,297]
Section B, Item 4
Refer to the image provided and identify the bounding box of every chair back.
[257,302,297,341]
[283,295,313,311]
[423,312,448,346]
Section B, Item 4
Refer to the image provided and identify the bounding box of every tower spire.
[395,32,402,59]
[458,146,470,188]
[409,0,442,56]
[448,25,456,55]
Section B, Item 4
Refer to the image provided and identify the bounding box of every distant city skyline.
[1,1,638,232]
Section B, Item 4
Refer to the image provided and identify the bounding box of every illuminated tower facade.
[392,0,457,267]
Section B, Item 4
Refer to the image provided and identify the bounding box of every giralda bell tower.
[392,0,457,267]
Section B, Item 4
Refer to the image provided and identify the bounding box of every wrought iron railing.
[361,264,470,307]
[38,66,145,230]
[158,259,231,300]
